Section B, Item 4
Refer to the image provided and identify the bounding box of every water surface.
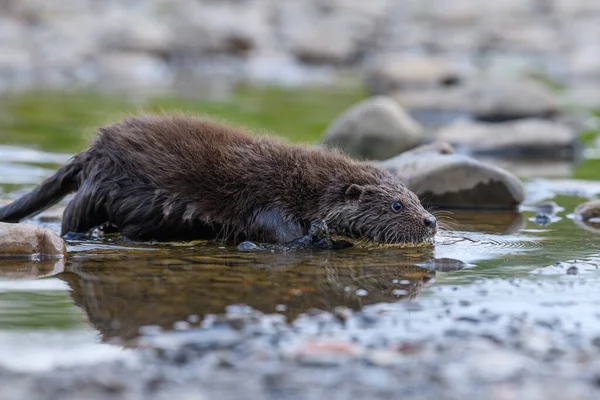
[1,93,599,371]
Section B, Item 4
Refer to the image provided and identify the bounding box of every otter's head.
[327,180,437,244]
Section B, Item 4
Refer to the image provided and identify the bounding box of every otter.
[0,115,437,244]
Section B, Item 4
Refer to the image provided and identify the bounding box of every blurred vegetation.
[0,85,367,153]
[573,111,600,180]
[0,86,599,180]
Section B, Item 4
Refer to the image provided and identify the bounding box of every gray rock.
[277,0,389,64]
[365,54,463,95]
[400,141,455,156]
[167,0,268,56]
[472,78,560,120]
[99,14,173,56]
[322,96,424,160]
[532,213,554,226]
[436,119,580,158]
[574,200,600,221]
[0,223,67,258]
[96,52,172,90]
[521,201,565,215]
[379,153,525,209]
[393,78,560,123]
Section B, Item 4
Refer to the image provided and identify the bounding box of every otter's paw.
[304,220,334,249]
[62,232,92,241]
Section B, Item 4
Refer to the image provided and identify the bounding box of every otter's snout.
[423,215,437,229]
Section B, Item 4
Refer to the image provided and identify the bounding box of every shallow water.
[2,112,600,371]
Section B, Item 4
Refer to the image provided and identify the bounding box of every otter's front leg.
[245,207,305,243]
[238,220,342,252]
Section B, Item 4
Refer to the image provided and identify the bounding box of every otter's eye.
[391,201,403,212]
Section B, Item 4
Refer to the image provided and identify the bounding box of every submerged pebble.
[534,201,565,215]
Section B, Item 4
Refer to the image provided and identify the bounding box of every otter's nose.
[423,216,437,229]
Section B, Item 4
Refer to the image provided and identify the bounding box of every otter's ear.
[345,184,364,202]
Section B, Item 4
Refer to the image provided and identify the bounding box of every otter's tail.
[0,160,82,223]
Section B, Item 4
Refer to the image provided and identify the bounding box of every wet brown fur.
[0,115,437,243]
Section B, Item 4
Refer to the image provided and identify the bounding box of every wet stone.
[0,222,67,258]
[532,213,554,226]
[379,153,524,209]
[574,200,600,221]
[237,241,260,252]
[567,266,579,275]
[531,201,565,215]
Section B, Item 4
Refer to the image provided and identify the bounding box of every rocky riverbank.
[0,0,598,108]
[3,274,600,400]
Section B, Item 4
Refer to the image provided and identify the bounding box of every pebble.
[533,201,565,215]
[567,266,579,275]
[237,241,260,252]
[533,213,553,225]
[364,350,403,367]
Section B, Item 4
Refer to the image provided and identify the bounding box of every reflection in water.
[0,259,65,280]
[56,247,435,341]
[573,218,600,234]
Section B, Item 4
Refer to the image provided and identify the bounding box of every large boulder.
[436,119,580,158]
[0,223,67,258]
[322,96,424,160]
[378,152,525,209]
